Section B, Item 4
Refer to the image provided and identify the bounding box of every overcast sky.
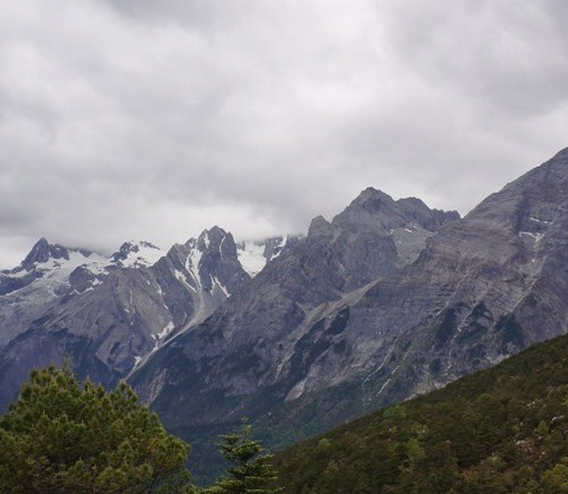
[1,0,568,267]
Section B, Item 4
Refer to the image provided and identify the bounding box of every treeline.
[7,331,568,493]
[275,333,568,493]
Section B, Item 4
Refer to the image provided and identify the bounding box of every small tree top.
[205,419,281,494]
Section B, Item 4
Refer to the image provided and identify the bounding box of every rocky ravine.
[131,149,568,458]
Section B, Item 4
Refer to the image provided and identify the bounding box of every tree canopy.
[275,333,568,494]
[0,366,193,494]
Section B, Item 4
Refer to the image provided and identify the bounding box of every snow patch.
[519,231,544,242]
[269,236,287,260]
[212,276,230,297]
[30,250,108,295]
[376,378,391,397]
[286,378,307,401]
[186,246,203,286]
[174,269,196,292]
[157,321,175,340]
[237,242,266,277]
[116,241,164,268]
[530,217,551,224]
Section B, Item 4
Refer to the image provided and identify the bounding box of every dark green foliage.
[205,420,280,494]
[0,366,193,494]
[275,333,568,493]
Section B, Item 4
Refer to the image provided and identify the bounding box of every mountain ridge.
[0,228,300,411]
[127,149,568,483]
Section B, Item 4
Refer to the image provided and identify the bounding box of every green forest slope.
[275,333,568,494]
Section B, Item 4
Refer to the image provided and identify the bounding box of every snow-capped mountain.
[109,241,165,269]
[0,231,300,354]
[0,227,254,409]
[0,238,170,347]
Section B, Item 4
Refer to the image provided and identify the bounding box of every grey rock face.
[129,188,460,433]
[131,149,568,461]
[0,227,249,411]
[19,238,73,270]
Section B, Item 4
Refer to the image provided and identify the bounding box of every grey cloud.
[1,0,568,268]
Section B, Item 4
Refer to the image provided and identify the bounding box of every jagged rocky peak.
[173,226,249,294]
[196,226,236,254]
[333,187,459,233]
[344,187,398,216]
[110,240,163,268]
[307,215,333,238]
[352,186,394,205]
[15,237,98,274]
[197,227,249,293]
[397,197,461,230]
[20,238,71,270]
[183,227,236,264]
[332,187,415,232]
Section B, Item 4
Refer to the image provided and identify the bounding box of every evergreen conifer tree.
[0,366,194,494]
[205,419,281,494]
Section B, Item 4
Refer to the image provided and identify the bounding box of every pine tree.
[205,419,281,494]
[0,365,194,494]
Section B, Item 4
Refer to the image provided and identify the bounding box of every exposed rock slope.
[129,190,460,436]
[0,227,250,410]
[132,150,568,462]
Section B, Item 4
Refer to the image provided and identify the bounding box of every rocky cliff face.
[130,149,568,459]
[129,188,460,437]
[0,227,251,410]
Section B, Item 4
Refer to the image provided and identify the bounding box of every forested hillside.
[276,332,568,494]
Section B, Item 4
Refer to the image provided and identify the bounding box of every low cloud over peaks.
[1,1,568,267]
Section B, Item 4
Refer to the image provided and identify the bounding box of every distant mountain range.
[0,230,300,409]
[2,148,568,483]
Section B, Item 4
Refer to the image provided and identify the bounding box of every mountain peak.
[332,187,407,232]
[351,187,393,206]
[110,240,163,268]
[196,226,232,251]
[308,215,333,238]
[466,146,568,228]
[20,238,70,270]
